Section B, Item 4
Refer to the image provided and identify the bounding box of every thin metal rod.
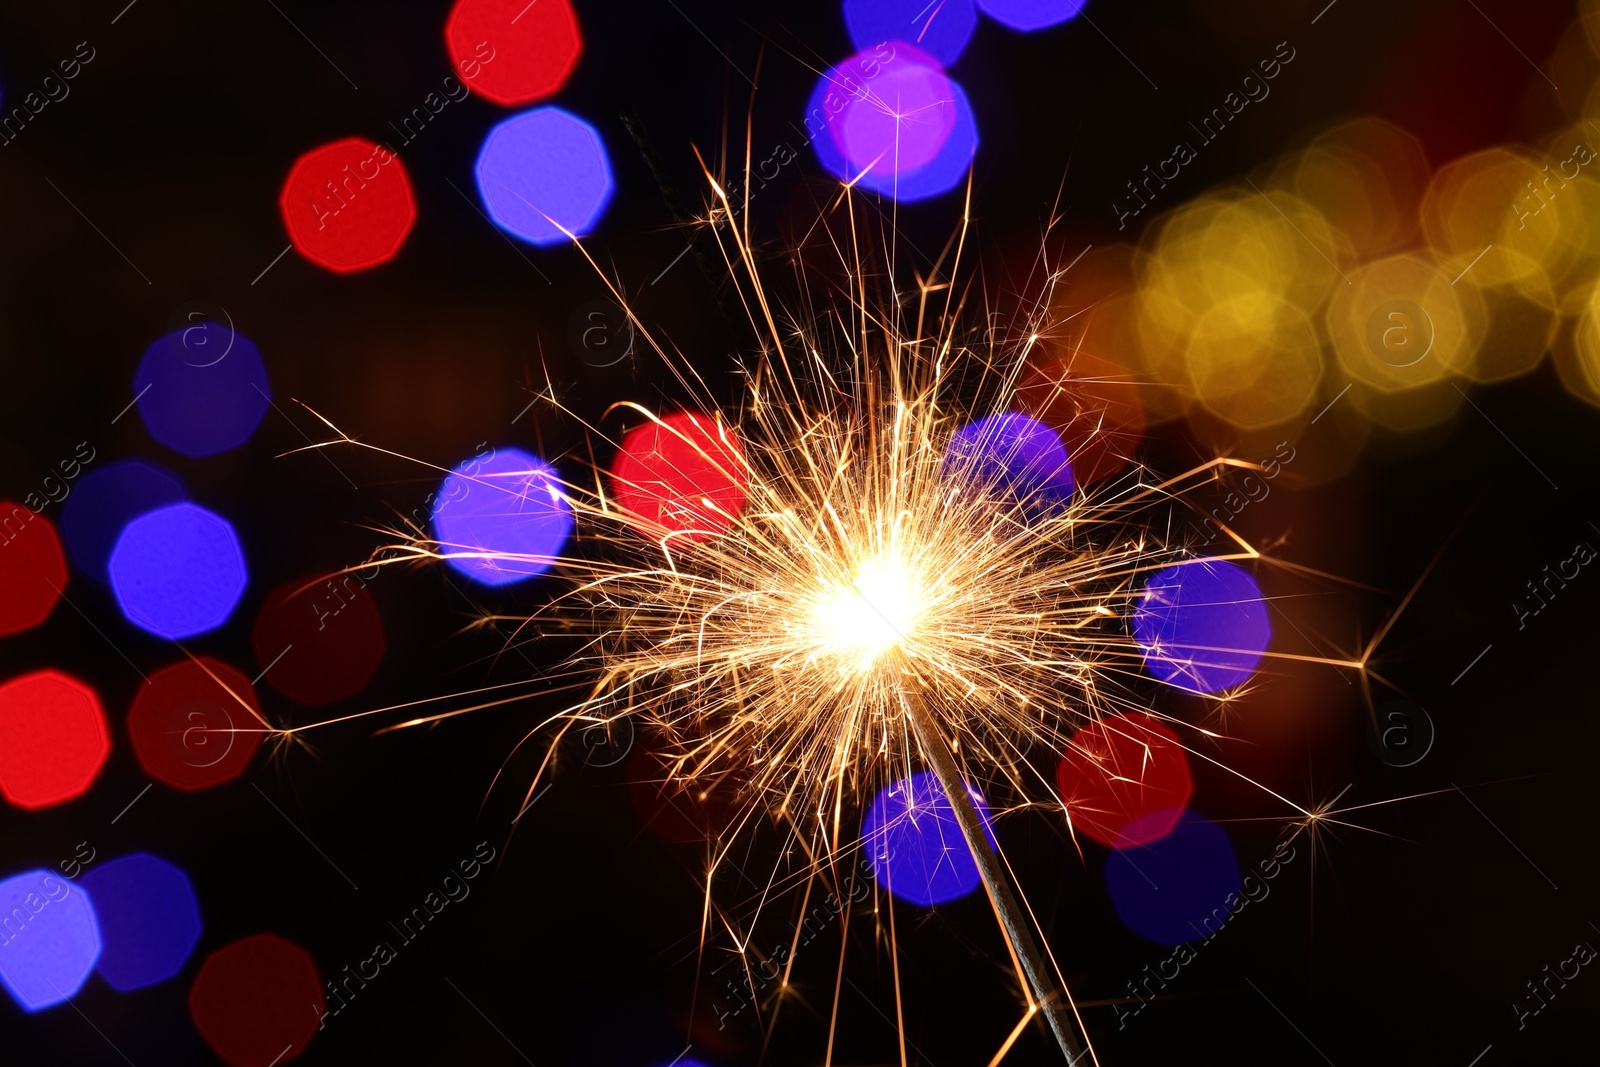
[902,696,1090,1064]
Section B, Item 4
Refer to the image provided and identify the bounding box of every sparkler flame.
[265,152,1423,1067]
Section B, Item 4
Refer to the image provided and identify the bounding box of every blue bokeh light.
[107,502,248,639]
[0,869,101,1012]
[861,770,994,906]
[79,853,202,992]
[805,47,979,201]
[475,106,614,246]
[432,447,573,586]
[942,412,1074,514]
[1104,811,1240,945]
[844,0,979,67]
[977,0,1087,31]
[134,323,271,458]
[60,458,187,583]
[1133,559,1271,694]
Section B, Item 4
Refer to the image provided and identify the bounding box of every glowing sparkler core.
[807,554,924,669]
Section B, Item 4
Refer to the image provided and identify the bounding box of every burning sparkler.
[272,165,1397,1065]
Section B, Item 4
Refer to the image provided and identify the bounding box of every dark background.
[1,0,1597,1064]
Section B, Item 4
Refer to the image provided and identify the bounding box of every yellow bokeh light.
[1186,292,1323,429]
[1326,252,1483,392]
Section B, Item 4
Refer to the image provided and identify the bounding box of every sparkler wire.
[900,690,1090,1063]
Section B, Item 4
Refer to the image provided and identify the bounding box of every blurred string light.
[108,502,248,639]
[977,0,1087,32]
[79,853,202,992]
[59,458,186,583]
[0,504,66,636]
[806,44,978,201]
[445,0,581,106]
[134,324,270,458]
[611,411,749,542]
[1133,559,1270,695]
[251,574,386,705]
[128,658,264,791]
[843,0,978,67]
[0,671,109,810]
[1015,348,1146,486]
[861,770,995,906]
[188,933,322,1067]
[942,411,1076,516]
[1104,811,1239,945]
[433,446,573,585]
[1092,86,1600,443]
[0,869,100,1011]
[279,138,417,273]
[1055,712,1192,848]
[627,742,741,844]
[475,106,615,245]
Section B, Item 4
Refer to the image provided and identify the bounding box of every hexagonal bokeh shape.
[251,574,386,705]
[134,325,272,459]
[60,459,187,583]
[0,503,66,636]
[280,137,416,273]
[108,502,248,639]
[190,933,322,1067]
[129,658,264,791]
[0,869,101,1011]
[475,106,614,246]
[445,0,582,106]
[80,853,203,991]
[0,670,110,810]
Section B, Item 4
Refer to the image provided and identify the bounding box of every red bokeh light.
[626,743,742,845]
[611,412,749,542]
[1055,712,1192,849]
[445,0,581,107]
[279,138,416,273]
[189,933,322,1067]
[1016,349,1146,486]
[251,574,386,706]
[0,503,66,636]
[0,670,109,809]
[129,658,264,791]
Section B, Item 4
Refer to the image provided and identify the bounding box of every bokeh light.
[611,412,749,542]
[251,574,386,705]
[844,0,978,67]
[806,45,978,201]
[1133,559,1270,694]
[280,137,417,273]
[475,106,613,245]
[433,447,572,586]
[1133,190,1348,430]
[976,0,1086,32]
[108,503,247,639]
[1291,118,1429,259]
[59,459,186,583]
[0,670,109,810]
[942,411,1074,513]
[627,743,741,845]
[134,324,271,458]
[861,770,994,906]
[1016,348,1145,486]
[445,0,581,106]
[1104,811,1240,945]
[189,933,322,1067]
[0,504,66,636]
[1056,713,1192,848]
[128,658,264,791]
[1325,252,1481,395]
[0,869,100,1011]
[79,853,202,992]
